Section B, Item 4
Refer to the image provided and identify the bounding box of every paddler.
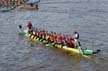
[23,0,29,2]
[9,0,13,5]
[18,24,22,29]
[19,0,27,4]
[49,32,54,43]
[56,33,63,45]
[18,24,23,34]
[45,33,50,41]
[0,0,3,7]
[67,38,75,48]
[73,30,79,39]
[12,0,28,6]
[73,30,81,47]
[27,21,32,29]
[30,3,39,10]
[26,21,33,33]
[3,0,7,6]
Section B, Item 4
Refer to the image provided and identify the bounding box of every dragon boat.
[0,1,40,12]
[22,30,100,55]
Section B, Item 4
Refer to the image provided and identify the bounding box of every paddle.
[74,38,84,55]
[74,38,94,59]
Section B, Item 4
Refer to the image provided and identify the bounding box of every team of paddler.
[0,0,39,10]
[0,0,29,7]
[19,22,81,49]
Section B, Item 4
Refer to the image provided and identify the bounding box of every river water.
[0,0,108,71]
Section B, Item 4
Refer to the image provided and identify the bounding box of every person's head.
[18,25,22,29]
[53,32,55,34]
[30,3,33,7]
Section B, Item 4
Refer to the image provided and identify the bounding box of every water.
[0,0,108,71]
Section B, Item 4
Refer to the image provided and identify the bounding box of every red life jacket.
[67,40,75,48]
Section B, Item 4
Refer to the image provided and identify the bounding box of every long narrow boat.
[0,1,40,12]
[22,30,100,55]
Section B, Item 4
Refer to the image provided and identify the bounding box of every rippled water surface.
[0,0,108,71]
